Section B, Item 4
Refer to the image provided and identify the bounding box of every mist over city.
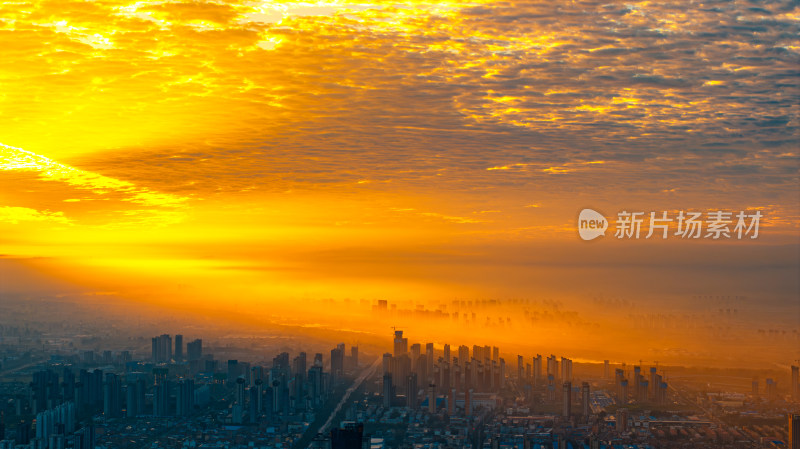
[0,0,798,448]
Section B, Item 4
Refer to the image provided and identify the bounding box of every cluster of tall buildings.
[381,330,507,414]
[224,343,358,424]
[151,334,202,364]
[5,335,362,447]
[4,367,100,449]
[612,365,668,405]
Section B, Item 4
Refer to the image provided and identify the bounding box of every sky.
[0,0,798,365]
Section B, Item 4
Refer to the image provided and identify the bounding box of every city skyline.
[0,0,798,429]
[0,325,797,448]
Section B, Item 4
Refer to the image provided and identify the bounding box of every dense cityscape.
[0,314,797,449]
[1,0,798,449]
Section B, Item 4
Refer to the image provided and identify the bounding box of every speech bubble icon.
[578,208,608,241]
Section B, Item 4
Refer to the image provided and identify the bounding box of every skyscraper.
[331,346,344,380]
[350,346,359,370]
[458,345,469,365]
[581,382,590,420]
[102,373,122,418]
[792,366,799,403]
[767,378,777,402]
[176,379,194,416]
[407,373,418,410]
[382,353,393,376]
[151,334,172,363]
[448,388,456,415]
[789,414,799,449]
[617,409,628,433]
[425,343,434,377]
[649,367,657,397]
[187,339,203,361]
[174,334,183,361]
[533,355,542,384]
[472,345,482,362]
[382,374,393,408]
[393,331,408,357]
[562,381,572,418]
[410,344,421,371]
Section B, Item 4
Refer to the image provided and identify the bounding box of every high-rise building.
[428,383,436,413]
[331,346,344,380]
[153,368,170,417]
[619,379,628,404]
[458,346,469,365]
[176,379,194,416]
[30,370,59,414]
[562,381,571,418]
[533,355,542,384]
[416,354,428,384]
[657,381,668,404]
[425,343,434,377]
[472,345,482,362]
[248,386,260,423]
[78,425,95,449]
[649,367,658,396]
[393,354,411,395]
[792,366,799,403]
[382,353,393,376]
[382,374,393,408]
[547,374,556,402]
[308,365,323,407]
[350,346,359,370]
[174,334,183,361]
[235,377,246,405]
[227,360,240,383]
[638,380,649,403]
[102,373,122,418]
[151,334,172,363]
[604,360,610,379]
[767,378,777,402]
[407,373,418,410]
[617,408,628,433]
[448,388,456,415]
[581,382,590,420]
[125,379,145,418]
[393,331,408,357]
[187,339,202,361]
[789,414,799,449]
[561,357,572,382]
[443,344,450,363]
[547,355,558,380]
[410,344,421,371]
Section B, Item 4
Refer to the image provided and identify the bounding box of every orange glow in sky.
[0,0,798,366]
